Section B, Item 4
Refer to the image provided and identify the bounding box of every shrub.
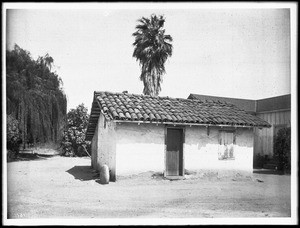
[61,104,91,157]
[6,115,22,158]
[273,127,291,173]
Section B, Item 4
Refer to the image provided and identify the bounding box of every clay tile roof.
[85,91,271,140]
[188,93,256,113]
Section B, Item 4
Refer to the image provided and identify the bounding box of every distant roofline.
[188,93,291,113]
[256,93,291,101]
[95,91,291,102]
[189,93,291,102]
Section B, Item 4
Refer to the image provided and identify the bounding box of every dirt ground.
[6,149,291,222]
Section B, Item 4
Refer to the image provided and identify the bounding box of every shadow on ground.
[7,152,58,162]
[66,165,98,181]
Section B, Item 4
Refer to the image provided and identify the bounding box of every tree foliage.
[61,104,90,157]
[273,127,291,173]
[132,14,173,96]
[6,44,67,148]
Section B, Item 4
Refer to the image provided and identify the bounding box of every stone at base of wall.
[164,175,185,180]
[184,169,253,179]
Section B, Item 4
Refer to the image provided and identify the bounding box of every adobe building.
[86,91,270,181]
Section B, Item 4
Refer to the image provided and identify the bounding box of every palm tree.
[132,14,173,96]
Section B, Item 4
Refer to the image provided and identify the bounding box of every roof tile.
[86,91,271,140]
[125,112,131,119]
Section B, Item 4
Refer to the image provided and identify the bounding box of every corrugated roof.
[86,91,271,140]
[188,93,256,113]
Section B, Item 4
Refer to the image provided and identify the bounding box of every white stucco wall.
[91,113,117,180]
[91,123,98,169]
[115,123,165,175]
[114,123,254,176]
[93,120,254,178]
[184,126,254,173]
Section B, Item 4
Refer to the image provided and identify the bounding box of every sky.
[4,3,295,112]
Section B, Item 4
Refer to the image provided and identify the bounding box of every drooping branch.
[6,45,67,148]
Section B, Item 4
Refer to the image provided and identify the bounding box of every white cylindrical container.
[99,165,110,184]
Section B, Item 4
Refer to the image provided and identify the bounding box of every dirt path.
[6,154,291,220]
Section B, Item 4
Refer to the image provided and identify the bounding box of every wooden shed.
[86,91,270,181]
[254,95,291,158]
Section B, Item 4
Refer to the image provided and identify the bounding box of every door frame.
[164,125,185,178]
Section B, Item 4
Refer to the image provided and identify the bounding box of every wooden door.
[166,128,183,176]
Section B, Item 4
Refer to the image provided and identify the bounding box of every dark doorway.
[166,128,184,176]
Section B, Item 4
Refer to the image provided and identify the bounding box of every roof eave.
[113,119,269,128]
[85,95,102,141]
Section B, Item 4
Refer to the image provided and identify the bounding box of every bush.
[61,104,91,157]
[253,153,266,169]
[6,115,22,158]
[273,127,291,173]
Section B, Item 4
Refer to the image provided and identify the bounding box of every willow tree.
[6,44,67,149]
[132,14,173,96]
